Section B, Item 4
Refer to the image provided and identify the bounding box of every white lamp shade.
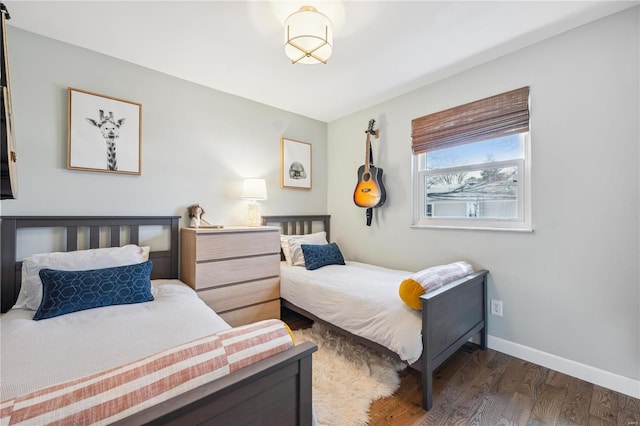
[242,178,268,200]
[284,6,333,64]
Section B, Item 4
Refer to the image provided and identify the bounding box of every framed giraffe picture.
[67,87,142,175]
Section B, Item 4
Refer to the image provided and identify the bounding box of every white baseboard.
[487,335,640,399]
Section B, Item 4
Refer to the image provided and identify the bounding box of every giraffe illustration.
[86,110,125,171]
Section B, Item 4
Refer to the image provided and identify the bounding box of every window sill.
[410,224,534,233]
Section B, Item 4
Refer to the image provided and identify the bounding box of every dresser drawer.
[193,254,280,289]
[197,277,279,313]
[195,230,279,261]
[218,300,281,327]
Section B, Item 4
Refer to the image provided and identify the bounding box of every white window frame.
[412,132,532,232]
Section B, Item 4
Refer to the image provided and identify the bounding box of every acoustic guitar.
[0,3,17,200]
[353,119,385,208]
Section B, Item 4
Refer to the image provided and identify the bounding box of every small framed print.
[281,137,311,189]
[67,87,142,175]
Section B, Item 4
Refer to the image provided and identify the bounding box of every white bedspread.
[0,280,230,400]
[280,261,423,364]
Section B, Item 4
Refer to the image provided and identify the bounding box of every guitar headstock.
[365,119,379,138]
[0,3,10,19]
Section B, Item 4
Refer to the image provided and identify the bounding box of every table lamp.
[242,178,268,226]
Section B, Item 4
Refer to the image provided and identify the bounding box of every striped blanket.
[1,319,294,426]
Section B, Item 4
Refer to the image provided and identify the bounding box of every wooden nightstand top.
[182,226,279,234]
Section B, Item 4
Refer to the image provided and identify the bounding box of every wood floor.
[281,308,640,426]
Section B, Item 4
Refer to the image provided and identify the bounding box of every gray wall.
[1,27,328,224]
[327,7,639,381]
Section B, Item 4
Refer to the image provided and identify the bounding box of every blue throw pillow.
[34,261,154,320]
[301,243,346,270]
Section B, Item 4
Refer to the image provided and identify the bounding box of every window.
[411,87,532,231]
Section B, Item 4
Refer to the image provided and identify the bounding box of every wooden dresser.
[181,226,281,327]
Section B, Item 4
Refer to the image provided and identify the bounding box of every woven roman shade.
[411,86,530,154]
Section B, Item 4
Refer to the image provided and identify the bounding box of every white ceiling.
[5,1,638,122]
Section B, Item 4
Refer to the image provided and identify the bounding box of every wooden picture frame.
[280,137,311,189]
[67,88,142,175]
[1,4,18,199]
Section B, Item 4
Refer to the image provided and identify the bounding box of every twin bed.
[0,216,315,425]
[262,215,489,410]
[1,214,487,424]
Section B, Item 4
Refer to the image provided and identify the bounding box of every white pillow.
[14,245,151,311]
[281,232,328,267]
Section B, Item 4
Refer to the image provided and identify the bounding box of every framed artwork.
[281,137,311,189]
[1,4,18,199]
[67,87,142,175]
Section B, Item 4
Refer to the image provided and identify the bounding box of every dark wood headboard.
[0,216,180,313]
[261,215,330,242]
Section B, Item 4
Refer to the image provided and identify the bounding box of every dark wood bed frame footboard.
[263,214,488,411]
[0,216,316,425]
[114,340,316,425]
[421,269,487,409]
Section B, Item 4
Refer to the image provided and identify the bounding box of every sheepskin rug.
[293,323,406,426]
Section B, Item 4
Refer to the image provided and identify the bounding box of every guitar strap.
[365,143,375,226]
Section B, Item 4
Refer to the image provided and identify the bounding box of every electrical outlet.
[491,299,503,317]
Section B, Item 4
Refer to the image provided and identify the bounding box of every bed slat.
[111,225,120,246]
[130,225,139,245]
[67,226,78,251]
[90,226,100,248]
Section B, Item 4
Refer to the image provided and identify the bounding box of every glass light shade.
[242,178,268,200]
[242,178,267,227]
[284,6,333,64]
[246,202,262,227]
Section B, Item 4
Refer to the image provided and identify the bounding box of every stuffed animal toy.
[187,204,213,228]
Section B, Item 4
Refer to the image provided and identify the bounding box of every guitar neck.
[364,134,371,172]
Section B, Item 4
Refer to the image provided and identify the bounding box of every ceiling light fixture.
[284,5,333,64]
